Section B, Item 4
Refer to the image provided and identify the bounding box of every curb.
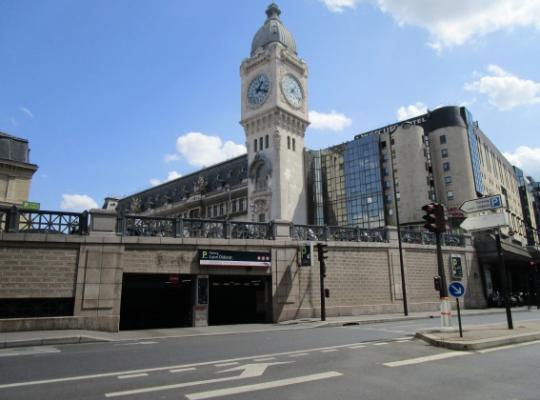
[415,331,540,351]
[1,336,109,349]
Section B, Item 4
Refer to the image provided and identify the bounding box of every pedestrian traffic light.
[434,276,442,291]
[317,243,328,261]
[422,203,447,233]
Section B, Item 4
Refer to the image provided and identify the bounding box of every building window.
[441,148,449,158]
[292,138,296,152]
[440,135,447,144]
[253,139,258,153]
[213,205,218,216]
[219,203,224,216]
[287,136,291,150]
[444,176,452,185]
[259,137,264,151]
[396,192,400,200]
[232,200,237,213]
[447,191,454,200]
[443,162,450,171]
[258,213,265,222]
[206,206,211,217]
[380,141,387,149]
[239,198,245,211]
[265,134,269,149]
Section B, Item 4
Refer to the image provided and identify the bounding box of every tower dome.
[251,3,297,56]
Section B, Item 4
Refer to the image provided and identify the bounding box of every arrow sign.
[460,212,508,232]
[459,194,503,214]
[106,362,292,398]
[449,281,465,298]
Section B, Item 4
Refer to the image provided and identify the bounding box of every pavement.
[1,307,539,351]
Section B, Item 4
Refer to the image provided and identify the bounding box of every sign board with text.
[199,249,271,268]
[459,195,502,214]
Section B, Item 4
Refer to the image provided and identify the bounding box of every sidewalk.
[1,308,538,350]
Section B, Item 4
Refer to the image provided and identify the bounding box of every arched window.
[255,162,268,190]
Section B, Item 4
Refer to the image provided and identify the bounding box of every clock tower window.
[292,138,296,152]
[265,135,269,148]
[287,136,291,150]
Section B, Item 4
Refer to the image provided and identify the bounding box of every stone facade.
[0,211,483,332]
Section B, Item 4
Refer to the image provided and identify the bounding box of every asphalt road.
[1,311,540,400]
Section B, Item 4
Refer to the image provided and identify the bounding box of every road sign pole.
[495,228,513,330]
[456,298,463,338]
[436,231,451,329]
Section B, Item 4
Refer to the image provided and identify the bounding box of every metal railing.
[119,214,274,240]
[0,206,88,235]
[290,224,388,242]
[400,230,465,247]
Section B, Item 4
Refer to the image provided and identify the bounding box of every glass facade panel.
[463,109,486,195]
[309,133,385,228]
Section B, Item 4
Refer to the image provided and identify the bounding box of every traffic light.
[317,243,328,261]
[422,203,447,233]
[422,203,438,232]
[317,243,328,277]
[434,276,442,291]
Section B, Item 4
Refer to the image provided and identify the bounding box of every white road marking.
[383,351,472,367]
[0,346,60,358]
[289,353,308,357]
[116,341,157,346]
[373,342,388,346]
[185,371,343,400]
[117,373,148,379]
[214,362,238,367]
[348,345,366,349]
[253,357,276,362]
[477,339,540,354]
[170,368,196,374]
[0,340,372,390]
[321,349,338,353]
[105,362,292,398]
[396,339,413,343]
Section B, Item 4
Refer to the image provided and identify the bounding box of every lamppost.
[388,125,408,316]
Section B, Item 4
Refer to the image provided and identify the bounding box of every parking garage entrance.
[208,275,271,325]
[120,273,194,330]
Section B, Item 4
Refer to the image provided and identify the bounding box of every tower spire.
[265,3,281,19]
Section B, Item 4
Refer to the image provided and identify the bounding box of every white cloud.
[321,0,360,13]
[19,106,34,119]
[149,170,183,186]
[396,102,428,121]
[164,153,180,162]
[504,146,540,178]
[167,170,182,181]
[326,1,540,51]
[309,110,352,131]
[174,132,246,168]
[465,65,540,111]
[60,194,98,212]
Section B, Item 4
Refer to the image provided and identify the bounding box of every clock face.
[247,74,270,106]
[281,74,304,108]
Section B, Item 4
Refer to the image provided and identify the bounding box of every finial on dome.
[265,3,281,19]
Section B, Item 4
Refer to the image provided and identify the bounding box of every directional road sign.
[448,281,465,298]
[460,212,508,232]
[459,194,503,214]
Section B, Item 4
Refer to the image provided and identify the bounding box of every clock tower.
[240,3,309,224]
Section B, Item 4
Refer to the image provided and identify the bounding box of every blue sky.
[1,0,540,211]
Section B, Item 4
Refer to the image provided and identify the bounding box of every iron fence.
[400,230,465,247]
[290,224,388,242]
[0,206,88,234]
[119,215,274,240]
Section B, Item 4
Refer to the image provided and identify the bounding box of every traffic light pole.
[495,228,513,329]
[435,231,451,329]
[320,259,326,321]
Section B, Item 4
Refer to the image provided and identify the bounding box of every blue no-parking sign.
[449,281,466,298]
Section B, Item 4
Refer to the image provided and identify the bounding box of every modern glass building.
[308,132,385,228]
